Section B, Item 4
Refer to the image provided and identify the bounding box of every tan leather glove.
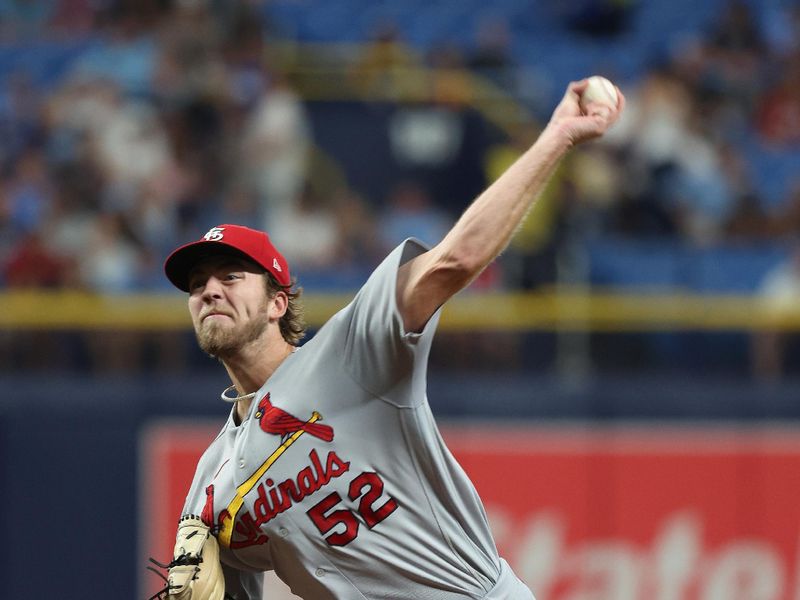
[148,514,226,600]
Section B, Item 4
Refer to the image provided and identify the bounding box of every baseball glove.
[147,514,228,600]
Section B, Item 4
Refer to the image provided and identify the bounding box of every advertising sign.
[140,423,800,599]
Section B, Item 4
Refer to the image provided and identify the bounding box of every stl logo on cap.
[204,226,225,242]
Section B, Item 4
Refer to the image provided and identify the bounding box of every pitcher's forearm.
[439,125,572,274]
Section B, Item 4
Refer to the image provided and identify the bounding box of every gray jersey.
[181,240,535,599]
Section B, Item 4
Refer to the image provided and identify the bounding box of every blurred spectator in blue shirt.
[0,0,55,41]
[0,145,54,254]
[378,180,451,249]
[68,4,157,96]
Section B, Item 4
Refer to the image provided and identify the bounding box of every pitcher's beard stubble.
[196,309,269,359]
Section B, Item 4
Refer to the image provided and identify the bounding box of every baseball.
[580,76,618,113]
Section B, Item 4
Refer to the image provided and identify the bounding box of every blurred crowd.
[0,0,799,296]
[580,0,800,245]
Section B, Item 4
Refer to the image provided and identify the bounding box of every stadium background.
[1,0,800,598]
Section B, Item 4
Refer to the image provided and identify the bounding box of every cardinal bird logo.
[255,393,334,443]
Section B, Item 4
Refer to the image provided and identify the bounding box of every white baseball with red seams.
[580,76,618,113]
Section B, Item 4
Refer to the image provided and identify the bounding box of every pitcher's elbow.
[437,247,484,285]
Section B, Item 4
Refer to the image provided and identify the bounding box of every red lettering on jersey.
[279,477,301,503]
[310,448,326,483]
[233,511,269,548]
[253,482,274,523]
[228,449,351,548]
[297,466,317,495]
[201,485,215,528]
[307,470,399,547]
[326,449,350,478]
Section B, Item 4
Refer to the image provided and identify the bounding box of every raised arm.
[396,77,625,332]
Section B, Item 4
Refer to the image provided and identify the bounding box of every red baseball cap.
[164,224,291,291]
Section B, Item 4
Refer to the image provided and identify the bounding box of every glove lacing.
[145,521,234,600]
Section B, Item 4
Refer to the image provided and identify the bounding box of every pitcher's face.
[187,257,271,359]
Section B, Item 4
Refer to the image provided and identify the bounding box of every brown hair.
[265,274,306,345]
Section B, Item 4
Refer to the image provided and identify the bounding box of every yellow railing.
[2,290,799,331]
[272,41,535,134]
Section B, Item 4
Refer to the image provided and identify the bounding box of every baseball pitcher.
[150,78,624,599]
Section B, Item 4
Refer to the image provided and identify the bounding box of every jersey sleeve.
[339,238,441,408]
